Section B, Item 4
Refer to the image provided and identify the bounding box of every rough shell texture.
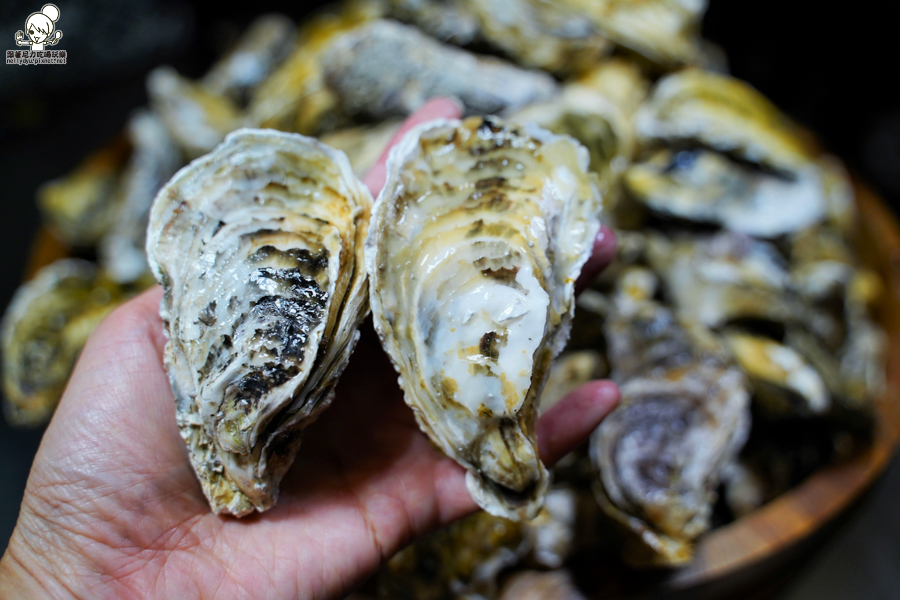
[2,259,128,426]
[591,268,750,566]
[321,20,558,120]
[146,128,372,516]
[366,116,602,519]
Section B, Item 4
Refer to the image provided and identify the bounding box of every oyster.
[146,129,372,516]
[246,1,386,134]
[625,149,828,238]
[321,20,558,121]
[635,69,813,175]
[385,0,480,45]
[2,259,129,426]
[201,14,297,105]
[147,66,243,158]
[725,332,830,417]
[647,231,794,330]
[37,136,131,247]
[462,0,612,74]
[99,111,182,284]
[591,268,750,566]
[366,116,602,519]
[578,0,709,67]
[377,488,578,600]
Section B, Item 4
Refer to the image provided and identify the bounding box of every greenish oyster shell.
[366,116,603,520]
[146,128,372,517]
[2,259,129,426]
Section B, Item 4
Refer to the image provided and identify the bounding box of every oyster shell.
[201,14,297,105]
[385,0,480,45]
[636,69,814,175]
[725,332,830,417]
[2,259,129,426]
[377,488,578,600]
[591,268,750,566]
[322,20,558,121]
[147,66,243,158]
[625,149,828,238]
[579,0,709,67]
[37,136,131,246]
[99,111,182,284]
[366,116,602,519]
[146,128,372,516]
[246,3,379,134]
[462,0,613,74]
[647,231,794,330]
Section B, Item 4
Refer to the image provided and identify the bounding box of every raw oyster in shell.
[366,117,602,519]
[146,129,371,516]
[2,259,130,426]
[591,268,750,566]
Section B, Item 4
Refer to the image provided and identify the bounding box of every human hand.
[0,99,619,600]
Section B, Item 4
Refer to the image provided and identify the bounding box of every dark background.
[1,1,900,597]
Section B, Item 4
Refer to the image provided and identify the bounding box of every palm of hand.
[1,99,619,600]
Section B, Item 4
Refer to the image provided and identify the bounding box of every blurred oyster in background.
[2,260,131,426]
[461,0,613,74]
[367,117,602,519]
[37,136,131,247]
[725,332,830,417]
[625,149,828,237]
[591,268,750,566]
[201,14,297,105]
[146,129,371,516]
[378,488,578,600]
[321,20,558,121]
[98,111,181,284]
[647,231,794,329]
[636,69,814,174]
[147,66,243,158]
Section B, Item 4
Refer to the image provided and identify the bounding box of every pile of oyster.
[1,0,888,596]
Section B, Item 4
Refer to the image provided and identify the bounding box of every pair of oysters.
[146,116,602,520]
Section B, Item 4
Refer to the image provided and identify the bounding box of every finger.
[536,380,620,466]
[575,225,617,295]
[362,96,464,196]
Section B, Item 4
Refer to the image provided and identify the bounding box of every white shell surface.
[146,128,371,516]
[366,117,602,519]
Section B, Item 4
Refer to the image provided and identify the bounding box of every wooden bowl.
[25,182,900,599]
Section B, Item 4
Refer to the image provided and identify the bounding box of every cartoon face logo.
[15,4,63,51]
